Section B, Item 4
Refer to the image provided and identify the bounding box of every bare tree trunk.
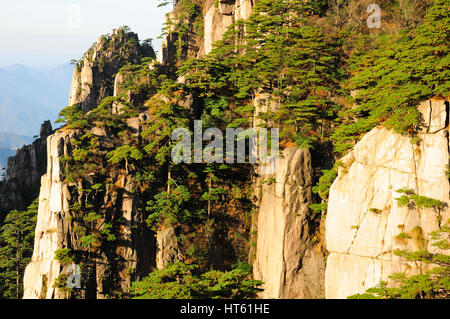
[208,178,212,219]
[16,231,20,299]
[167,170,171,194]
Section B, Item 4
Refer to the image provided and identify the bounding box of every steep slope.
[68,28,155,113]
[23,0,262,300]
[326,99,449,298]
[23,27,159,298]
[203,0,254,55]
[253,148,325,298]
[21,0,448,300]
[155,0,327,299]
[23,127,155,299]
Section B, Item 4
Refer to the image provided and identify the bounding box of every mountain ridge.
[0,63,72,136]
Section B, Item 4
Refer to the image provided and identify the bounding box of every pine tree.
[332,0,450,155]
[0,200,38,299]
[130,261,263,299]
[181,0,341,148]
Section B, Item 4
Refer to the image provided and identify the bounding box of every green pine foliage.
[116,57,172,104]
[107,145,143,174]
[313,168,338,201]
[55,104,90,130]
[54,248,75,266]
[130,261,263,299]
[333,0,450,156]
[0,200,38,299]
[146,185,204,230]
[2,0,444,299]
[395,188,447,210]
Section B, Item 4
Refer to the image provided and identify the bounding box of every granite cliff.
[18,0,449,299]
[326,99,449,298]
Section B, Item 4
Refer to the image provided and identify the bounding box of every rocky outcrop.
[5,121,52,189]
[203,0,254,55]
[23,27,160,300]
[0,121,53,222]
[22,131,74,299]
[157,11,181,65]
[253,147,325,299]
[68,28,155,112]
[23,126,156,299]
[325,99,450,299]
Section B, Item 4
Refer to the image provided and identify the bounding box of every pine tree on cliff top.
[181,0,341,148]
[332,0,450,155]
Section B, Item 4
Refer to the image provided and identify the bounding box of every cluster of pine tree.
[0,201,38,299]
[129,0,449,299]
[0,0,448,299]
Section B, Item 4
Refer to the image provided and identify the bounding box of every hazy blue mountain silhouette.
[0,63,73,136]
[0,132,33,149]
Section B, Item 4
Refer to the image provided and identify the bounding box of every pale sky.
[0,0,172,67]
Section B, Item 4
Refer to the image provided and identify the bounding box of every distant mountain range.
[0,63,72,178]
[0,63,73,137]
[0,132,33,149]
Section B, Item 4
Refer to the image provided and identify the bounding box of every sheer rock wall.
[325,99,450,298]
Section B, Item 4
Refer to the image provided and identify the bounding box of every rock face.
[0,121,53,222]
[23,28,159,300]
[204,1,235,55]
[203,0,254,55]
[156,227,183,270]
[23,127,156,299]
[22,131,73,299]
[325,99,450,299]
[68,28,155,112]
[253,148,325,298]
[20,3,450,301]
[156,0,255,63]
[157,11,181,65]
